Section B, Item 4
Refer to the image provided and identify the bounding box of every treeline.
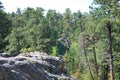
[0,6,83,55]
[0,0,120,80]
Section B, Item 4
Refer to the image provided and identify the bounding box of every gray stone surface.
[0,51,76,80]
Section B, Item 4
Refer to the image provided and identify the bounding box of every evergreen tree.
[0,2,12,52]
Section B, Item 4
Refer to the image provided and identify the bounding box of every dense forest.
[0,0,120,80]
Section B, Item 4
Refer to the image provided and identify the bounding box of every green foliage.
[70,69,81,80]
[63,42,79,77]
[5,28,24,56]
[51,46,58,56]
[20,48,34,53]
[0,5,12,52]
[0,1,120,79]
[56,41,67,55]
[68,42,78,58]
[83,72,93,80]
[0,2,3,10]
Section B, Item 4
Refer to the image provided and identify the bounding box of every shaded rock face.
[0,51,76,80]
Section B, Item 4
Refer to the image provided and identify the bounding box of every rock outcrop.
[0,51,76,80]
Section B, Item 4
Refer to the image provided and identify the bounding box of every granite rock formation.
[0,51,76,80]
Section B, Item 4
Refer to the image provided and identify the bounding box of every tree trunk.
[106,22,114,80]
[92,36,98,77]
[82,35,94,80]
[85,36,98,77]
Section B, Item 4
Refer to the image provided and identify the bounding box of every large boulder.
[0,51,76,80]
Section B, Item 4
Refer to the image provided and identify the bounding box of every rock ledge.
[0,51,76,80]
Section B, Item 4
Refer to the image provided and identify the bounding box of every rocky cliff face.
[0,51,76,80]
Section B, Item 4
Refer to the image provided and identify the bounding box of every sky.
[1,0,93,13]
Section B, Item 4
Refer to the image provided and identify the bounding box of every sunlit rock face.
[0,51,76,80]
